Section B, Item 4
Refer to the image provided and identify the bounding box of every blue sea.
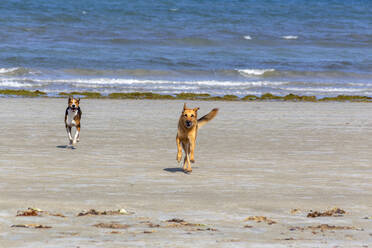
[0,0,371,97]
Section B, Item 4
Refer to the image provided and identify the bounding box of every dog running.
[65,96,82,145]
[176,103,218,173]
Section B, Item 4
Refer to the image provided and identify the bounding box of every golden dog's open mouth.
[185,121,193,128]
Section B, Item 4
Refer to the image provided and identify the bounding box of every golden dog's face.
[181,103,199,128]
[68,96,80,111]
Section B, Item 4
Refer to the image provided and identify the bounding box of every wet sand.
[0,98,371,247]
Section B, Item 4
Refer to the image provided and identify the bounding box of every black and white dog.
[65,96,82,145]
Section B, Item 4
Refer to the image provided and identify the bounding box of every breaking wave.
[237,69,276,76]
[0,67,36,76]
[1,66,372,97]
[282,35,298,40]
[1,75,372,97]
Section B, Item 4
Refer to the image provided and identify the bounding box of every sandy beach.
[0,98,371,247]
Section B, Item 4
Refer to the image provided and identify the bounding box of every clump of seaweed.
[165,218,206,227]
[205,96,224,101]
[244,216,277,225]
[222,94,239,101]
[289,224,362,232]
[164,218,217,232]
[309,224,357,231]
[166,218,201,226]
[147,223,161,228]
[0,89,46,97]
[77,208,132,216]
[2,88,372,102]
[16,208,65,218]
[307,208,346,218]
[175,93,211,100]
[196,227,218,231]
[242,95,259,101]
[283,94,317,102]
[59,92,102,98]
[11,224,52,229]
[16,208,40,216]
[108,92,174,100]
[319,95,372,102]
[259,93,283,101]
[93,222,130,229]
[290,208,301,214]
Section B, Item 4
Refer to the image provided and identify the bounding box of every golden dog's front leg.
[176,135,182,162]
[182,142,191,172]
[189,138,196,163]
[186,153,192,173]
[184,143,192,173]
[183,156,188,171]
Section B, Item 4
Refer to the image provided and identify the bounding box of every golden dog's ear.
[183,103,187,110]
[193,107,200,112]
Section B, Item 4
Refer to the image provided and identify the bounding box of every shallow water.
[0,1,372,96]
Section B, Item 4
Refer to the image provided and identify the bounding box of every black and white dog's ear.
[77,98,80,103]
[68,95,73,102]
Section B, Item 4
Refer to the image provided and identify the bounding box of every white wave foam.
[284,87,364,93]
[0,67,39,76]
[0,68,19,74]
[0,80,34,87]
[237,69,275,76]
[35,78,286,88]
[282,35,298,40]
[2,76,369,97]
[243,35,252,40]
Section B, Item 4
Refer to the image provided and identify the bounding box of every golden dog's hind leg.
[176,135,182,162]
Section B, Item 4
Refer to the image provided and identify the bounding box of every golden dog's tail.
[197,108,219,128]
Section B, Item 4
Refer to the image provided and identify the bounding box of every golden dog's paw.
[190,159,195,163]
[184,168,192,173]
[177,155,182,163]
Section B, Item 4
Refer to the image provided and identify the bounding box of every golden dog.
[176,103,218,173]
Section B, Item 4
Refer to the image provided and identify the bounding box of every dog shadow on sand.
[163,167,198,174]
[56,145,76,150]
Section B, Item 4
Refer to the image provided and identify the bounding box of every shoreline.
[1,89,372,102]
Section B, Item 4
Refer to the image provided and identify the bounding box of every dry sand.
[0,98,371,247]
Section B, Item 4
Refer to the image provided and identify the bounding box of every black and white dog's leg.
[76,125,80,142]
[73,125,80,144]
[66,126,73,145]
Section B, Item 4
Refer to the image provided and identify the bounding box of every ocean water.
[0,0,371,97]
